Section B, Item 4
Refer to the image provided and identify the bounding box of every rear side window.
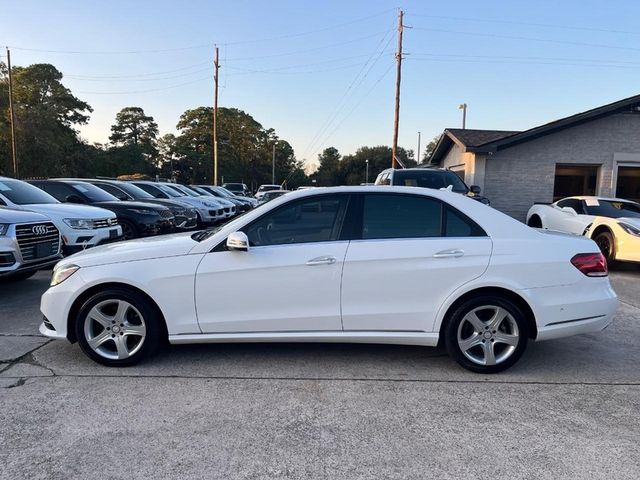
[362,194,442,239]
[361,194,486,239]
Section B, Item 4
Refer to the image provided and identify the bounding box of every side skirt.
[169,330,439,347]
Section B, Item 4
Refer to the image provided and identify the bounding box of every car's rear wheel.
[75,288,162,367]
[444,296,529,373]
[594,230,615,263]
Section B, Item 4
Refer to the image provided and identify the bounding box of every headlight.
[63,218,95,229]
[129,208,157,215]
[0,224,8,236]
[618,222,640,236]
[50,264,80,286]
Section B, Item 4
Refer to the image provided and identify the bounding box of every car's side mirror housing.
[561,206,578,216]
[226,231,249,252]
[65,194,85,204]
[470,185,481,195]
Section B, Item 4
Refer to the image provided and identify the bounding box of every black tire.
[75,288,163,367]
[6,270,38,281]
[120,219,138,240]
[594,230,615,264]
[444,295,529,374]
[527,215,542,228]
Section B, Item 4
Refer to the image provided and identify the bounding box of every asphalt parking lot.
[1,268,640,479]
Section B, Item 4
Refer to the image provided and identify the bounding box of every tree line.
[1,62,424,188]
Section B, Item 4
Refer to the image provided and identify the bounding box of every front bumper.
[62,226,123,254]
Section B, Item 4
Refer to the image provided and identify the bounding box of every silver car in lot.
[0,207,62,281]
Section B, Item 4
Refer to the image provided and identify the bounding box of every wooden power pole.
[391,10,404,169]
[213,46,219,185]
[6,48,18,178]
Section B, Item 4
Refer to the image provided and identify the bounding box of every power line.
[67,66,214,82]
[300,26,396,160]
[412,26,640,53]
[408,13,640,36]
[75,76,211,95]
[65,60,212,79]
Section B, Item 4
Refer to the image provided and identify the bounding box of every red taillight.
[570,253,608,277]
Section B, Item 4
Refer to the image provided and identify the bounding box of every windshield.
[157,184,184,197]
[116,182,155,200]
[584,200,640,218]
[258,185,280,192]
[223,183,244,191]
[71,182,118,202]
[190,186,211,196]
[168,184,198,197]
[393,170,469,194]
[0,179,58,205]
[217,187,235,197]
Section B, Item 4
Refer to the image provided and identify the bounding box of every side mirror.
[561,207,578,216]
[65,194,85,204]
[226,231,249,252]
[470,185,481,195]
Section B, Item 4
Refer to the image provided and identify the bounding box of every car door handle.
[433,249,465,258]
[306,255,337,266]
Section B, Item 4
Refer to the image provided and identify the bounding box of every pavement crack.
[0,339,54,375]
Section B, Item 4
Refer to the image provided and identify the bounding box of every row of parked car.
[0,177,257,281]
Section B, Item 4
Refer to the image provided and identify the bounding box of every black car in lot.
[83,179,198,231]
[29,180,175,239]
[222,182,250,196]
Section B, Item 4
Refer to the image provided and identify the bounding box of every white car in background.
[0,177,121,255]
[166,183,237,219]
[255,184,281,200]
[527,196,640,263]
[131,181,226,225]
[40,186,617,373]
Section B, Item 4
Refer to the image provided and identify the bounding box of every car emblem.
[32,225,48,235]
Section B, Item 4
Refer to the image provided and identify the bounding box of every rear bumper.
[523,278,618,341]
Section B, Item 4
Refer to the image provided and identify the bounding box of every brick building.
[428,95,640,221]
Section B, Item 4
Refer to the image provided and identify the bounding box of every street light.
[272,142,277,184]
[365,159,369,185]
[458,103,467,129]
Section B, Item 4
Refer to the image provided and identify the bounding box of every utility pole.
[459,103,467,129]
[365,159,369,184]
[416,131,421,165]
[272,142,276,184]
[213,46,219,185]
[391,9,404,169]
[6,48,18,178]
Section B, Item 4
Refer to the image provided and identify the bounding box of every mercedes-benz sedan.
[40,187,618,373]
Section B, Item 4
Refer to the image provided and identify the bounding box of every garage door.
[616,166,640,203]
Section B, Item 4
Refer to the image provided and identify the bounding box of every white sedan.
[40,187,617,373]
[527,196,640,263]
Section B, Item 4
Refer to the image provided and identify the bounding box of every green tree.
[422,135,441,163]
[108,107,159,175]
[311,147,341,186]
[0,63,92,177]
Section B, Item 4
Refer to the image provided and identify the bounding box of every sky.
[3,0,640,168]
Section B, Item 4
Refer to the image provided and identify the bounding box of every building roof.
[430,93,640,164]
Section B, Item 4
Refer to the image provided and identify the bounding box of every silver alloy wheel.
[83,299,146,360]
[456,305,520,366]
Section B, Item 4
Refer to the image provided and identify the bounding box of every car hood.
[59,232,199,268]
[20,203,116,220]
[618,217,640,228]
[0,207,50,223]
[95,200,165,211]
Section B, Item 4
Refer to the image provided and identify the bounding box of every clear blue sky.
[3,0,640,167]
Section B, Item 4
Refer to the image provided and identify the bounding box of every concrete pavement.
[1,269,639,479]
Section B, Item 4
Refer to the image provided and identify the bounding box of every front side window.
[245,195,348,246]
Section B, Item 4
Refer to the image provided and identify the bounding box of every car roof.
[563,196,637,203]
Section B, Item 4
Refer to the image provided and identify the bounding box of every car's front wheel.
[594,230,615,263]
[75,288,163,367]
[444,296,529,373]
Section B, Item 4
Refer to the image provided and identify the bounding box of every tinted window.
[392,170,468,193]
[114,183,155,200]
[556,198,584,214]
[584,199,640,218]
[0,180,58,204]
[245,195,348,246]
[362,194,442,239]
[444,207,486,237]
[70,183,117,202]
[97,183,131,199]
[135,183,169,199]
[38,182,74,202]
